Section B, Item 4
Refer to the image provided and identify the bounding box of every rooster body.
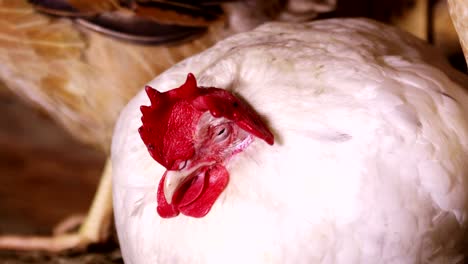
[112,19,468,263]
[0,0,338,252]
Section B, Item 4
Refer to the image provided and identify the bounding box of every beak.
[164,161,215,204]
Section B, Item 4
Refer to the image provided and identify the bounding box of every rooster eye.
[217,128,226,136]
[213,124,230,142]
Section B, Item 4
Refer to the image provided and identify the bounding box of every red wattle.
[176,172,207,207]
[156,173,179,218]
[156,165,229,218]
[179,165,229,218]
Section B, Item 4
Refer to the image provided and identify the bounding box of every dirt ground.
[0,85,121,262]
[0,247,122,264]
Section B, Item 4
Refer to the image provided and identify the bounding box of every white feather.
[111,18,468,264]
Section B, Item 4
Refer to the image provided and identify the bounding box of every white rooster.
[111,18,468,263]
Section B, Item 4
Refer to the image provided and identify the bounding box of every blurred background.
[0,0,465,262]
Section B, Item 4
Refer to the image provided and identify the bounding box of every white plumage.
[111,18,468,263]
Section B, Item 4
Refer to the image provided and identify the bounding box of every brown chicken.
[0,0,336,252]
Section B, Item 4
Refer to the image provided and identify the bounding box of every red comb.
[138,73,274,168]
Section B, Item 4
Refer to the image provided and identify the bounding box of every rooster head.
[138,73,274,218]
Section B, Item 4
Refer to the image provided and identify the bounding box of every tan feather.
[0,0,225,152]
[68,0,120,13]
[447,0,468,66]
